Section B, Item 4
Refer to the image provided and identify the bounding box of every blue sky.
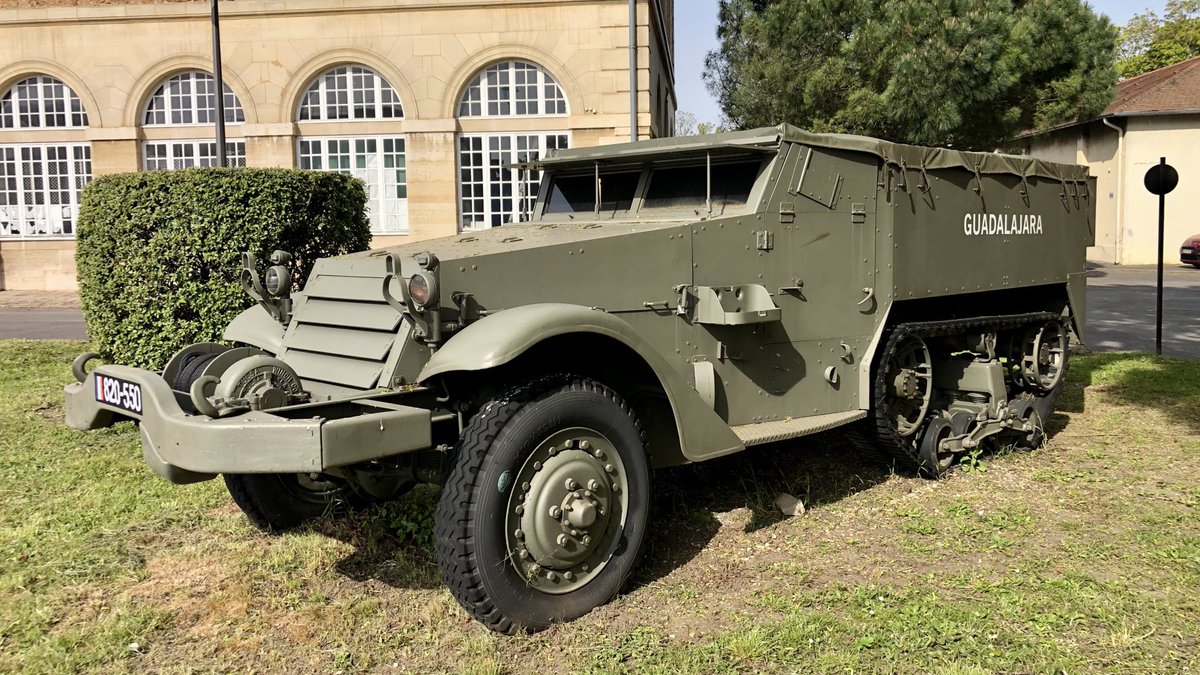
[674,0,1169,124]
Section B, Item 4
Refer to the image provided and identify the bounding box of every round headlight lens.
[264,266,290,297]
[408,272,437,308]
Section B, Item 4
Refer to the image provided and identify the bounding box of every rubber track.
[434,375,646,634]
[857,311,1063,474]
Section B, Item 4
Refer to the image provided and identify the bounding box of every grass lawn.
[1,340,1198,674]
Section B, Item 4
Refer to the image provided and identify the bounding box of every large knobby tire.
[224,473,361,532]
[435,376,650,634]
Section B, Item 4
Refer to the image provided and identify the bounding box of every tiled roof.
[1105,55,1200,116]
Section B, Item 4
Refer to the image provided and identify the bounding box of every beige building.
[0,0,676,290]
[1012,56,1200,265]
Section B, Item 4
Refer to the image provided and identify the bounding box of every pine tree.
[704,0,1118,149]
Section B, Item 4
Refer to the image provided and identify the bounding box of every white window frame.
[457,131,569,231]
[142,140,247,171]
[457,61,569,119]
[143,71,245,128]
[297,66,404,122]
[0,76,89,129]
[297,136,408,234]
[0,143,92,240]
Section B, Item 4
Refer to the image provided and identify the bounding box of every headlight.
[265,265,291,297]
[408,271,438,308]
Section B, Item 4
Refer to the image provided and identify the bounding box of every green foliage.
[1117,0,1200,78]
[76,168,371,368]
[704,0,1119,149]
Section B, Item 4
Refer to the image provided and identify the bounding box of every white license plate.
[1183,248,1195,254]
[95,374,143,415]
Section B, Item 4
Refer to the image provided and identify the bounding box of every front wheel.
[435,376,650,634]
[224,473,362,531]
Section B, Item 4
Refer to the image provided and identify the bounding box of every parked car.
[1182,234,1200,267]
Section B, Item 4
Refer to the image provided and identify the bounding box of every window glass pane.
[0,76,89,129]
[456,61,567,118]
[295,66,403,121]
[143,71,245,126]
[641,160,763,213]
[0,142,92,238]
[296,136,407,233]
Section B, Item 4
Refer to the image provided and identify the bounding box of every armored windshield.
[640,160,761,214]
[545,170,640,216]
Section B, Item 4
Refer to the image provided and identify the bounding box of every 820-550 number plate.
[95,374,143,415]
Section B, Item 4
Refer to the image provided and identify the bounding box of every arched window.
[295,65,407,234]
[0,75,92,239]
[0,75,89,129]
[143,71,244,126]
[457,60,567,117]
[455,61,570,230]
[141,71,246,170]
[297,65,403,121]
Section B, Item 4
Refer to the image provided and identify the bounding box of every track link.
[856,311,1064,473]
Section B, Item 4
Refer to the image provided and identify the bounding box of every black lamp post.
[211,0,227,167]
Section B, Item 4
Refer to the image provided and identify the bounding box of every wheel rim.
[886,335,934,437]
[1021,322,1067,391]
[504,427,629,595]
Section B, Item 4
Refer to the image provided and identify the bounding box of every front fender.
[223,304,285,354]
[419,303,744,464]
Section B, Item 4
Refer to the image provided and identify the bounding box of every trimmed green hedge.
[77,168,371,368]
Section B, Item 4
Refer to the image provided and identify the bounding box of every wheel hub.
[506,429,628,594]
[893,370,919,399]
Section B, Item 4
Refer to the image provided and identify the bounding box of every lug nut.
[594,449,606,460]
[565,439,576,448]
[564,571,574,581]
[570,529,580,536]
[533,461,542,470]
[549,506,562,518]
[546,572,559,582]
[581,535,592,546]
[587,479,600,491]
[605,464,615,473]
[515,505,525,515]
[579,440,591,450]
[612,484,621,493]
[519,550,530,560]
[565,478,578,491]
[584,490,593,498]
[514,529,524,539]
[557,534,570,546]
[548,446,558,456]
[522,481,531,492]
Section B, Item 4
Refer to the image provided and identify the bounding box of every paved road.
[1,265,1197,358]
[1085,264,1200,360]
[0,309,87,340]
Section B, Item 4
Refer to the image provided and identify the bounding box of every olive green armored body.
[65,124,1094,633]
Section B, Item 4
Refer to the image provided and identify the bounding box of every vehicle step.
[731,410,868,447]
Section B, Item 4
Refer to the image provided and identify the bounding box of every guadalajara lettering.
[963,213,1043,236]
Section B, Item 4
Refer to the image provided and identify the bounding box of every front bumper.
[65,363,432,484]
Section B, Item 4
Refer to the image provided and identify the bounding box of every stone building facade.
[0,0,676,289]
[1012,57,1200,266]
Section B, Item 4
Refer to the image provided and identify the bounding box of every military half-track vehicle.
[65,125,1093,633]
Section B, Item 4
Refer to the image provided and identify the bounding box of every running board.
[731,410,867,447]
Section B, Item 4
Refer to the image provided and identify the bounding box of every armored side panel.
[886,164,1095,305]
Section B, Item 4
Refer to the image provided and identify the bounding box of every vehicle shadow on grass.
[634,432,890,586]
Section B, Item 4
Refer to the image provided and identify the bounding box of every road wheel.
[435,376,650,634]
[224,472,361,532]
[917,414,955,477]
